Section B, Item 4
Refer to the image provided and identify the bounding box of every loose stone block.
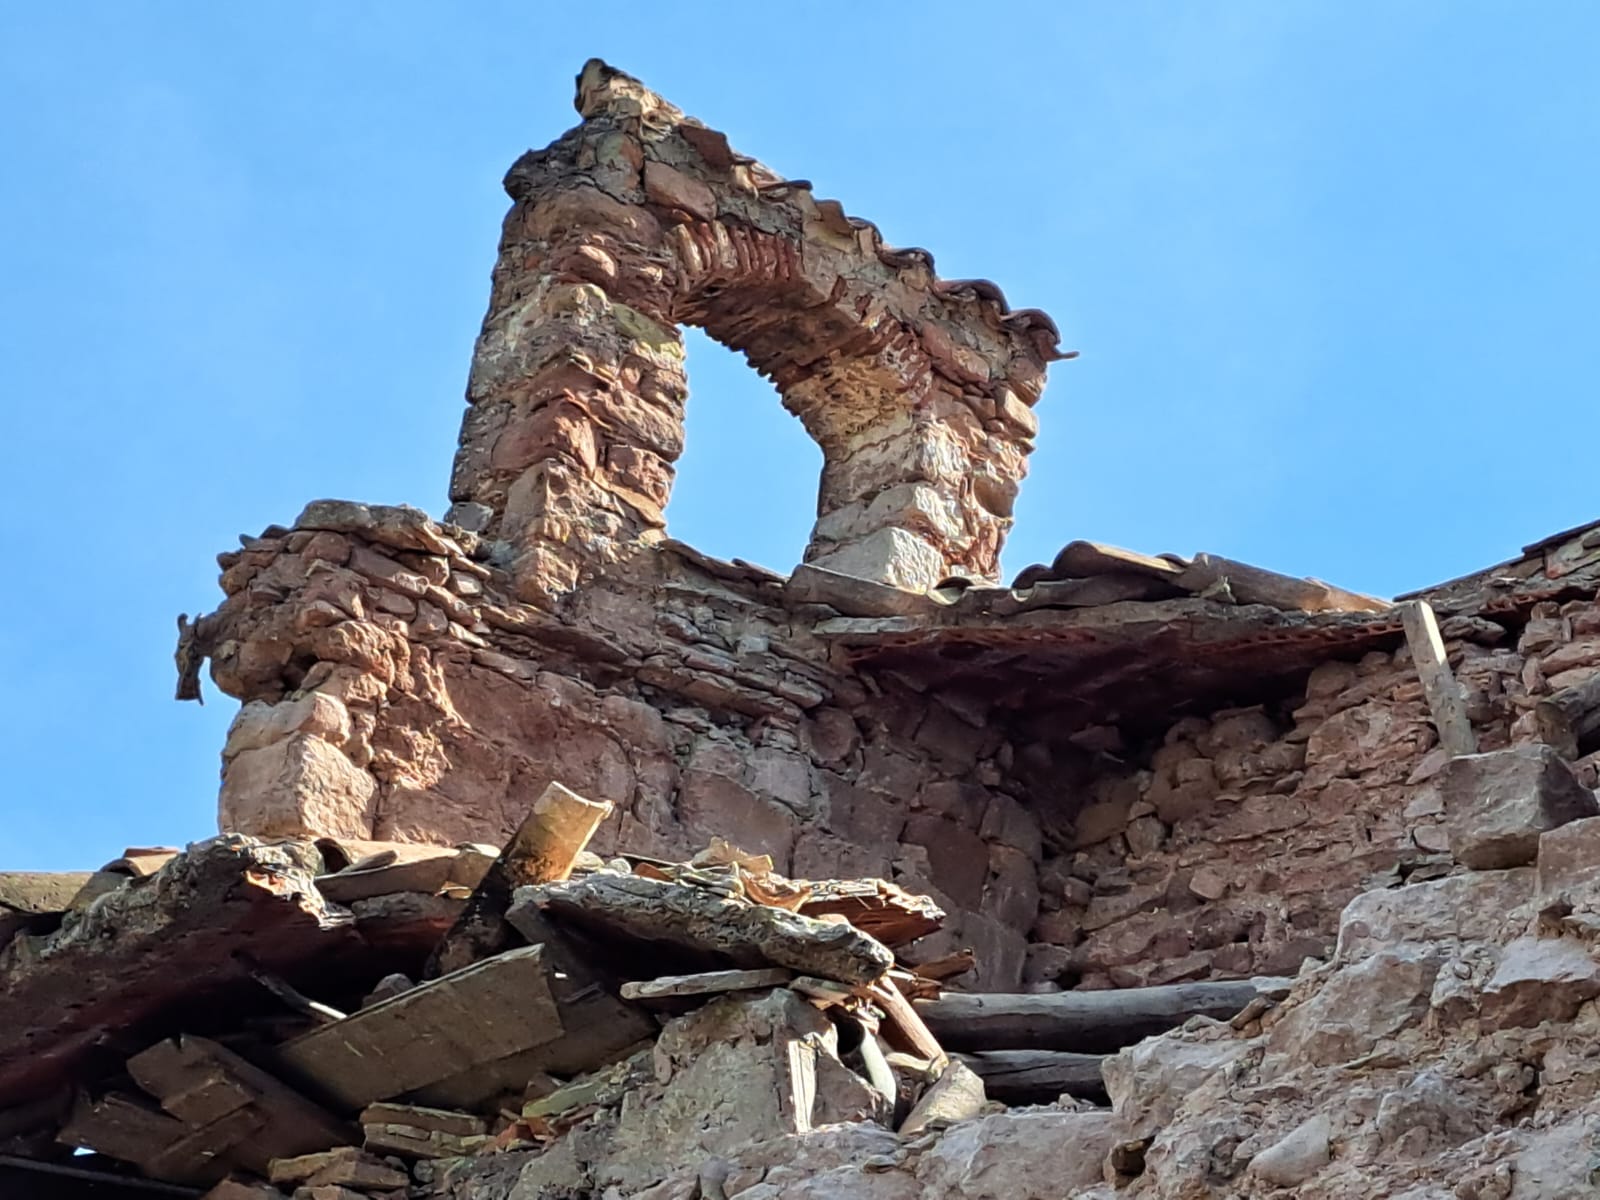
[1442,745,1598,869]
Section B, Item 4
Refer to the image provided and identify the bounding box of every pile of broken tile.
[0,782,1008,1199]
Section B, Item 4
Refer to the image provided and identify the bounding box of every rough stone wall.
[206,502,1043,990]
[1016,597,1600,992]
[448,60,1060,600]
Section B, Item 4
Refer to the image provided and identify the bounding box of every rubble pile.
[5,780,1238,1198]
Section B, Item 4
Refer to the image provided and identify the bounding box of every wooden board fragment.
[523,873,895,985]
[907,949,976,982]
[127,1034,350,1173]
[916,978,1289,1054]
[620,966,793,1003]
[275,945,564,1111]
[863,980,946,1064]
[426,783,613,978]
[796,879,945,947]
[417,905,656,1110]
[959,1049,1106,1105]
[1400,600,1479,758]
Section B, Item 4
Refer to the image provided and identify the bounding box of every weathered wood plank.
[276,945,565,1111]
[1400,600,1479,757]
[916,978,1289,1054]
[959,1050,1106,1105]
[521,873,895,985]
[416,905,656,1110]
[795,879,944,948]
[620,967,793,1002]
[864,980,945,1064]
[426,783,613,978]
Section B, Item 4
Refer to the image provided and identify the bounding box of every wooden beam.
[862,980,946,1064]
[1534,673,1600,760]
[1399,600,1479,757]
[915,978,1289,1054]
[959,1050,1106,1105]
[426,782,613,978]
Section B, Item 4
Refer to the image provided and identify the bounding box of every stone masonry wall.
[1016,596,1600,993]
[448,60,1061,601]
[204,501,1044,990]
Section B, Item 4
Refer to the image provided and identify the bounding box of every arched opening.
[663,327,822,574]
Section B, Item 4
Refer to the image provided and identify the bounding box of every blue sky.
[4,4,1597,869]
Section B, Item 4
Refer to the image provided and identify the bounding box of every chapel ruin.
[7,59,1600,1200]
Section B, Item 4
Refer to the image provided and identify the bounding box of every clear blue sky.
[4,4,1597,870]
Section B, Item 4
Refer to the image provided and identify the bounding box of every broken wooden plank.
[416,903,656,1110]
[425,782,613,978]
[275,945,564,1111]
[959,1050,1106,1105]
[127,1035,351,1173]
[360,1103,489,1159]
[796,878,945,947]
[620,966,793,1003]
[1178,553,1390,614]
[1400,600,1479,757]
[1534,672,1600,760]
[863,979,946,1064]
[58,1093,195,1181]
[907,949,976,982]
[916,978,1290,1054]
[522,872,895,985]
[1050,540,1186,581]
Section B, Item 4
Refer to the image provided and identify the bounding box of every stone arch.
[447,60,1065,602]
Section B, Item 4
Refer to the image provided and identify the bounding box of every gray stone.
[1478,936,1600,1029]
[1442,745,1597,870]
[1246,1113,1331,1187]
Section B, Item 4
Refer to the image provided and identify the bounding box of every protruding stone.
[1247,1113,1332,1188]
[1442,745,1597,869]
